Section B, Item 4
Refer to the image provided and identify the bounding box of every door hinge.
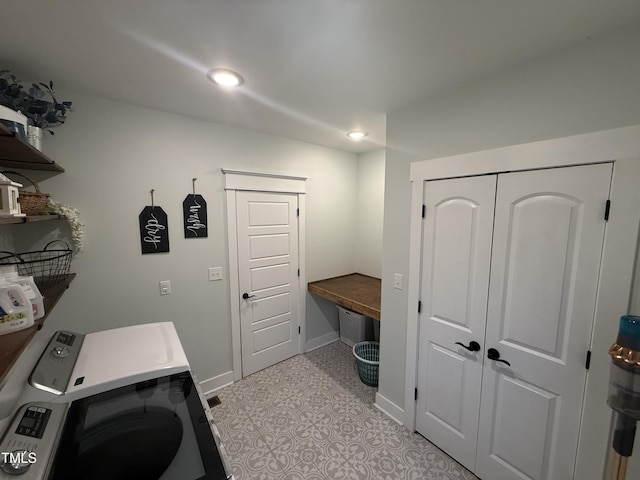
[586,350,592,370]
[604,200,611,221]
[421,204,426,218]
[298,326,301,335]
[418,301,422,313]
[298,268,300,277]
[297,208,300,217]
[415,388,418,400]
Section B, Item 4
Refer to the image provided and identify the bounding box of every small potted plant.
[0,70,72,150]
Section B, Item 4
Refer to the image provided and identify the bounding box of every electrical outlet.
[160,280,171,295]
[394,273,403,290]
[208,267,223,281]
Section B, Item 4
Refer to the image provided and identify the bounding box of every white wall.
[304,148,385,346]
[380,21,640,448]
[6,92,359,387]
[355,148,384,278]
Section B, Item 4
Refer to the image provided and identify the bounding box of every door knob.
[455,341,481,352]
[487,348,511,367]
[242,293,255,300]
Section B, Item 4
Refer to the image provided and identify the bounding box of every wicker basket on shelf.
[2,171,50,216]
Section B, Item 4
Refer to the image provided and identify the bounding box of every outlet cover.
[208,267,223,281]
[393,273,403,290]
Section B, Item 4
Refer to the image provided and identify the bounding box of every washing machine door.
[49,371,231,480]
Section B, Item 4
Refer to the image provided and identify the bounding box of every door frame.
[223,169,307,381]
[404,124,640,479]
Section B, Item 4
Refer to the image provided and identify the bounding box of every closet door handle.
[487,348,511,367]
[455,341,481,352]
[242,293,255,300]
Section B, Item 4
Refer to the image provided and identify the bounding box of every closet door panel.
[489,375,558,480]
[501,195,579,357]
[416,175,496,472]
[476,163,612,480]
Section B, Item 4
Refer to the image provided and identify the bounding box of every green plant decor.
[0,70,72,134]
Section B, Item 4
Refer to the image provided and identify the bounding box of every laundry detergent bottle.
[0,265,44,321]
[0,282,34,335]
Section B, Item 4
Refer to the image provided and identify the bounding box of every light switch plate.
[160,280,171,295]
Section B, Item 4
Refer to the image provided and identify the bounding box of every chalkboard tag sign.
[139,206,170,254]
[183,194,208,238]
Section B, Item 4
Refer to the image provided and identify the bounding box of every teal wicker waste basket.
[353,341,380,387]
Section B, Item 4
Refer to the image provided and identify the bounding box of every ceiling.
[1,1,639,153]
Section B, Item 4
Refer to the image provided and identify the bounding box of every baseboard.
[374,392,405,426]
[305,330,340,352]
[200,370,234,398]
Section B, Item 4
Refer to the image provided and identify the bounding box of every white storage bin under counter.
[338,305,374,347]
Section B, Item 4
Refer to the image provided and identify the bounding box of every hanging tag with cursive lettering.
[183,194,208,238]
[139,206,170,254]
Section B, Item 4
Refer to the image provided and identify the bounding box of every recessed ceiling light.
[346,130,368,140]
[207,69,244,87]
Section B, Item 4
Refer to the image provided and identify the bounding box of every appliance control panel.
[0,403,67,479]
[29,331,84,395]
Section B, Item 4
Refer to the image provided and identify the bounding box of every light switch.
[160,280,171,295]
[394,273,403,290]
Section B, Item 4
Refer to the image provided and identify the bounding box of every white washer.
[0,322,234,480]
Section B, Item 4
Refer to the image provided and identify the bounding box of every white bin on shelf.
[338,306,373,347]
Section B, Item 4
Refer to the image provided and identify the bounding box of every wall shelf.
[0,215,61,225]
[0,123,64,173]
[0,124,72,384]
[0,274,76,384]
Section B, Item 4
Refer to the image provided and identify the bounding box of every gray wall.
[355,149,384,278]
[379,22,640,429]
[304,148,385,343]
[7,92,361,386]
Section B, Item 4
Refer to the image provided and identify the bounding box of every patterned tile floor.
[211,341,478,480]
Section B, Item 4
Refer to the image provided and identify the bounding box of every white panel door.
[476,163,612,480]
[236,191,300,376]
[416,175,497,472]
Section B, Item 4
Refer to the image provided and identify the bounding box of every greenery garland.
[43,200,84,253]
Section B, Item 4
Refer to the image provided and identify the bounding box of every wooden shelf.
[308,273,381,320]
[0,214,61,225]
[0,273,75,384]
[0,123,64,173]
[0,126,71,384]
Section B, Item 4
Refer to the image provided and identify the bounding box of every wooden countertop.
[308,273,381,320]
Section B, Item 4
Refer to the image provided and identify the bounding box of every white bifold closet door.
[417,163,612,480]
[416,174,497,471]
